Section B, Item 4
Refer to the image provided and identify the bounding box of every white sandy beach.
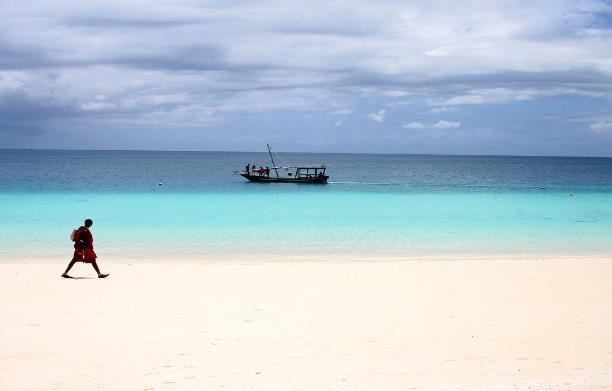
[1,259,611,390]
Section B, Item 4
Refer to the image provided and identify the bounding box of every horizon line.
[1,148,611,159]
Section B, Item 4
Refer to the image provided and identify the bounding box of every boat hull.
[240,174,328,183]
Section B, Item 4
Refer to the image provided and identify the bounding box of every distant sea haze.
[1,150,611,261]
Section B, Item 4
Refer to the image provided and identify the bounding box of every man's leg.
[62,259,78,277]
[91,261,109,278]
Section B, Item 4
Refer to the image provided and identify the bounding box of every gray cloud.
[0,45,58,70]
[64,17,206,29]
[1,0,612,152]
[109,46,229,72]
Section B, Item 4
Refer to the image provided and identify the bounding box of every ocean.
[1,149,611,261]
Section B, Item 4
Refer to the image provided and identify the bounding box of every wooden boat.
[241,165,329,183]
[239,145,329,184]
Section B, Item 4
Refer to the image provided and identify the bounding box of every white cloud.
[403,121,425,129]
[0,72,27,94]
[434,120,461,129]
[443,95,487,105]
[368,109,386,123]
[384,90,411,97]
[429,106,459,114]
[403,120,461,130]
[424,45,460,57]
[432,87,572,107]
[590,121,612,134]
[80,101,115,111]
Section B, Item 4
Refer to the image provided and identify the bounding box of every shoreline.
[4,253,612,264]
[2,258,611,390]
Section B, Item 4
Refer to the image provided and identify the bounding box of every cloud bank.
[1,0,612,154]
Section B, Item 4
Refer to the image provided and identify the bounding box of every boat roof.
[273,165,326,169]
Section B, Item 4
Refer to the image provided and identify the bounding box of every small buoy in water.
[158,182,163,186]
[541,187,546,189]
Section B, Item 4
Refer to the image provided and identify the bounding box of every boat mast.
[267,144,279,177]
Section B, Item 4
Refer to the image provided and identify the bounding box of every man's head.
[84,219,93,228]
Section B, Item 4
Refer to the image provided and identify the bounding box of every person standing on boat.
[265,167,270,177]
[62,219,109,279]
[245,163,250,175]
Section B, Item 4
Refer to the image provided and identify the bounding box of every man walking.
[62,219,109,278]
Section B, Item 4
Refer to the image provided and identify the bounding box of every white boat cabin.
[271,165,327,179]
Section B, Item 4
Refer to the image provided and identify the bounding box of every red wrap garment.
[72,226,97,263]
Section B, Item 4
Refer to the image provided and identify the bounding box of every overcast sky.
[1,0,612,155]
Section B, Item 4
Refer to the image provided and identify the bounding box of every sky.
[1,0,612,156]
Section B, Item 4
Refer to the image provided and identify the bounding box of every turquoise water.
[1,150,612,261]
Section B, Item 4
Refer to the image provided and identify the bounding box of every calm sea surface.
[1,150,612,261]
